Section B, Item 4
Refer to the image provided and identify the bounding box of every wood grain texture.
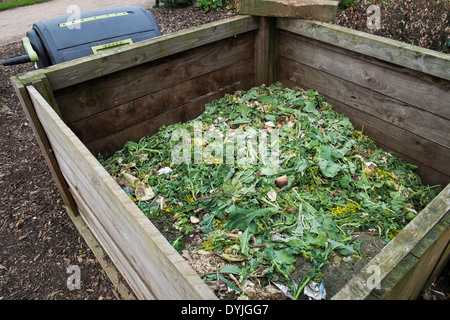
[238,0,338,21]
[278,31,450,120]
[278,57,450,149]
[11,76,79,216]
[254,17,278,86]
[276,28,450,186]
[27,86,217,300]
[331,184,450,300]
[70,58,254,147]
[277,19,450,81]
[19,15,259,91]
[65,206,137,300]
[54,31,255,124]
[86,78,253,157]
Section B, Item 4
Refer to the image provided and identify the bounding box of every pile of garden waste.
[98,83,440,299]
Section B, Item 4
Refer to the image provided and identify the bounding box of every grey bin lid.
[31,6,161,67]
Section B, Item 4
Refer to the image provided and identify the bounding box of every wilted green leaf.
[263,245,296,265]
[226,208,276,230]
[318,158,342,178]
[304,101,320,116]
[239,227,253,256]
[327,239,355,256]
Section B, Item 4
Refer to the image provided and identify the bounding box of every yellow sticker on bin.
[91,39,134,54]
[59,12,130,28]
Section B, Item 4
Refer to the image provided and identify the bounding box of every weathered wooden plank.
[254,17,271,86]
[11,76,79,216]
[369,253,418,300]
[54,31,255,124]
[31,76,63,118]
[254,17,278,86]
[239,0,338,22]
[278,31,450,120]
[331,183,450,300]
[277,58,450,178]
[279,77,450,187]
[277,56,450,149]
[87,78,253,157]
[277,19,450,81]
[325,98,450,187]
[422,236,450,290]
[70,58,254,145]
[18,15,259,91]
[27,85,217,300]
[379,216,450,299]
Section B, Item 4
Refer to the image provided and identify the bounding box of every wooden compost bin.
[12,15,450,300]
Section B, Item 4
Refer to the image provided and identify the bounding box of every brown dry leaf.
[121,172,140,188]
[219,253,247,262]
[135,182,155,201]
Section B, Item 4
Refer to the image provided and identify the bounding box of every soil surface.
[335,0,450,52]
[0,0,448,300]
[0,2,235,301]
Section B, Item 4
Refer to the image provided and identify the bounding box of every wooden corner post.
[254,16,278,86]
[11,75,79,216]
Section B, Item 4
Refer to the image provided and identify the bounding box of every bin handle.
[22,37,39,62]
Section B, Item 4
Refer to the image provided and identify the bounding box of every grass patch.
[0,0,52,12]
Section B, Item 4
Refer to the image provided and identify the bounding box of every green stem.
[140,148,163,155]
[294,276,311,300]
[293,262,326,300]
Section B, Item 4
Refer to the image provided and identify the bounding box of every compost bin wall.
[274,18,450,299]
[14,15,261,300]
[53,28,258,158]
[276,19,450,187]
[273,18,450,299]
[13,15,450,300]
